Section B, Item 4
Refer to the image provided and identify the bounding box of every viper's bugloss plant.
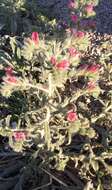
[0,30,101,155]
[0,1,112,189]
[0,0,101,172]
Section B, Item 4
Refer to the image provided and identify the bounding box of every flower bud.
[71,15,78,23]
[85,4,94,14]
[67,110,78,122]
[31,32,39,45]
[56,60,70,70]
[68,47,80,57]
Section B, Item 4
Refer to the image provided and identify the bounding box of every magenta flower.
[5,66,13,75]
[71,14,78,23]
[31,32,39,45]
[4,66,17,84]
[85,4,94,14]
[56,60,70,70]
[87,81,96,90]
[75,31,85,38]
[68,47,80,57]
[4,75,17,84]
[13,131,27,142]
[68,0,75,9]
[50,56,57,65]
[67,110,78,122]
[87,65,100,73]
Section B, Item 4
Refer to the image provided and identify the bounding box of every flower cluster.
[50,57,70,70]
[31,32,39,46]
[80,64,100,74]
[68,0,77,9]
[13,131,27,142]
[85,4,94,14]
[87,81,96,90]
[4,66,17,84]
[67,110,78,122]
[68,47,80,57]
[71,14,78,23]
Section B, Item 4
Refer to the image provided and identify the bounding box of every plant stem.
[26,83,49,93]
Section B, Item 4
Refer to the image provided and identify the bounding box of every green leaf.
[91,159,99,171]
[22,39,35,61]
[69,120,81,134]
[10,37,17,54]
[44,122,51,150]
[57,157,69,171]
[87,128,96,138]
[97,183,103,190]
[84,181,94,190]
[17,47,21,59]
[53,70,67,88]
[91,86,101,98]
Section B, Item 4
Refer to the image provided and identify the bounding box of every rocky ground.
[95,0,112,34]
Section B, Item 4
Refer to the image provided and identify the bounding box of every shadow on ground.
[95,0,112,34]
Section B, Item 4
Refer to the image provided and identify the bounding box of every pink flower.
[85,4,94,14]
[5,66,13,75]
[4,75,17,84]
[68,1,75,9]
[50,56,57,65]
[67,110,78,122]
[56,60,70,70]
[87,81,96,90]
[87,65,100,73]
[71,15,78,23]
[13,131,27,142]
[31,32,39,45]
[4,66,18,84]
[75,31,85,38]
[68,47,80,57]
